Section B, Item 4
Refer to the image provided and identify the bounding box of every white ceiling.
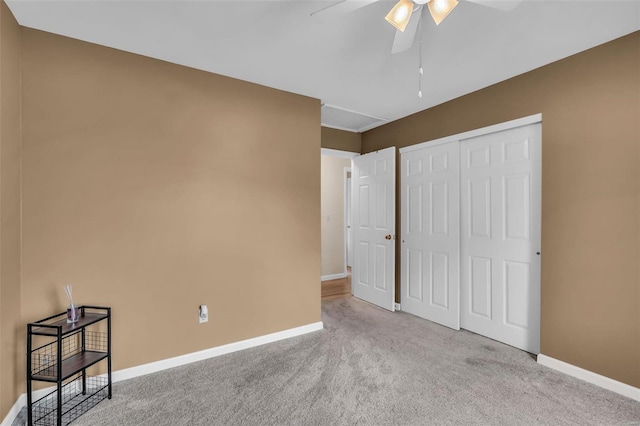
[6,0,640,132]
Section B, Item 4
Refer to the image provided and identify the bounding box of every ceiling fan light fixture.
[385,0,415,32]
[427,0,458,25]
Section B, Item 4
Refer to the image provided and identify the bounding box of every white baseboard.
[321,273,347,281]
[112,321,323,382]
[1,321,324,426]
[537,354,640,402]
[1,394,25,426]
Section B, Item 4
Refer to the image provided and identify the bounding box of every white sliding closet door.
[401,143,460,329]
[460,124,541,354]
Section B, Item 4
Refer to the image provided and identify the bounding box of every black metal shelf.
[27,306,112,426]
[31,351,109,382]
[30,313,108,337]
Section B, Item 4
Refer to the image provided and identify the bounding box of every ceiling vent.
[321,104,388,133]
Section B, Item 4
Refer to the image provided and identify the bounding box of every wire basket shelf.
[31,375,109,426]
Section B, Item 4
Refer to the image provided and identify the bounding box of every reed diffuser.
[64,284,79,324]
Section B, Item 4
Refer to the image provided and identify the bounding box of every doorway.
[321,148,358,299]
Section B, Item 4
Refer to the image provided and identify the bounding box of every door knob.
[385,234,392,240]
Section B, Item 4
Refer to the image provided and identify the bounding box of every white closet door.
[460,124,541,354]
[401,143,460,329]
[352,147,396,311]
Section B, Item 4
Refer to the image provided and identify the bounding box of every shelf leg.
[81,328,87,395]
[57,329,63,426]
[27,326,33,426]
[107,308,112,399]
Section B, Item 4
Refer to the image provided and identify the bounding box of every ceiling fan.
[312,0,522,54]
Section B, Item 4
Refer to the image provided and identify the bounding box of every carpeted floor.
[68,297,639,425]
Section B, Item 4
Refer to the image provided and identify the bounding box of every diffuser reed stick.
[65,284,79,323]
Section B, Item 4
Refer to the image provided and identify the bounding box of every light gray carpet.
[70,297,638,425]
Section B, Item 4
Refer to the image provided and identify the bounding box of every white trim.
[1,321,324,426]
[321,123,360,133]
[538,354,640,402]
[321,104,389,133]
[1,394,26,426]
[400,113,542,154]
[343,166,352,273]
[321,148,359,158]
[322,103,388,122]
[321,273,347,281]
[112,321,323,382]
[356,121,388,133]
[321,122,384,134]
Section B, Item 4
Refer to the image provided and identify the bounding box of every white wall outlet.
[199,305,208,324]
[394,303,401,311]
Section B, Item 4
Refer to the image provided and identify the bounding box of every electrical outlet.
[199,305,208,324]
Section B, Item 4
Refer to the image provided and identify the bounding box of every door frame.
[344,167,352,271]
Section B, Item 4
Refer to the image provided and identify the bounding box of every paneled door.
[346,176,353,268]
[460,123,541,353]
[401,142,460,329]
[352,147,396,311]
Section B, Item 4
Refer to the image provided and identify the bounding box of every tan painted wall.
[18,27,321,400]
[362,32,640,388]
[0,2,21,417]
[321,127,361,153]
[321,155,351,277]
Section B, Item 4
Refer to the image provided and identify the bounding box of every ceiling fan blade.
[464,0,522,12]
[310,0,378,17]
[391,11,420,54]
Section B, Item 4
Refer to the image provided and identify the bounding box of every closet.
[400,116,541,353]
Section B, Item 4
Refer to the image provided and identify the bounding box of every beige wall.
[0,2,21,417]
[0,8,637,422]
[362,32,640,388]
[321,155,351,277]
[321,127,361,153]
[16,27,321,401]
